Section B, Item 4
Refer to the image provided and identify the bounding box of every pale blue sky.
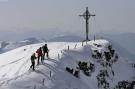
[0,0,135,40]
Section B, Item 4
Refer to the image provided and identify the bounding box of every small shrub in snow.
[92,50,102,59]
[66,67,73,74]
[65,60,95,78]
[108,45,115,57]
[78,61,95,77]
[115,80,135,89]
[74,67,80,78]
[96,69,110,89]
[65,67,80,78]
[104,52,111,61]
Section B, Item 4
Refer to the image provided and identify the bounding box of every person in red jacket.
[36,47,43,65]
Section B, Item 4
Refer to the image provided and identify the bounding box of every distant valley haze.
[0,0,135,56]
[0,0,134,40]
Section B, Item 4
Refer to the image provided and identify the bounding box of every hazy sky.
[0,0,135,40]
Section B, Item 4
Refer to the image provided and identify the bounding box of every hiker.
[36,47,43,65]
[42,44,49,59]
[30,53,37,71]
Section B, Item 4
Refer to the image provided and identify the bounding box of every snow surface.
[0,39,134,89]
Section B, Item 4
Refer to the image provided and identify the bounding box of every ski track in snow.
[0,42,67,88]
[0,57,25,69]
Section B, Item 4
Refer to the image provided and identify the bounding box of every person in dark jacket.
[42,44,49,59]
[36,47,43,65]
[30,53,36,71]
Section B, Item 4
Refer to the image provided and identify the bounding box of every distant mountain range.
[48,35,84,42]
[0,33,135,57]
[0,37,44,54]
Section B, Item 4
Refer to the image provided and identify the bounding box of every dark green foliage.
[66,67,73,74]
[92,50,102,59]
[78,61,95,76]
[96,70,110,89]
[65,67,80,78]
[115,80,135,89]
[104,52,111,61]
[74,68,80,78]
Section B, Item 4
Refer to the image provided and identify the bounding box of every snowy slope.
[0,40,134,89]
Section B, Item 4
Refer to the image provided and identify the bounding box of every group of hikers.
[30,44,49,71]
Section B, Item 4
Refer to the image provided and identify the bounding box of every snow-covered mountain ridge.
[0,39,134,89]
[0,38,44,54]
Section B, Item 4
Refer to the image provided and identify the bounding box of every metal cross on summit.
[79,7,95,41]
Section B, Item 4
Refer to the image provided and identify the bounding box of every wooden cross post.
[79,7,95,41]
